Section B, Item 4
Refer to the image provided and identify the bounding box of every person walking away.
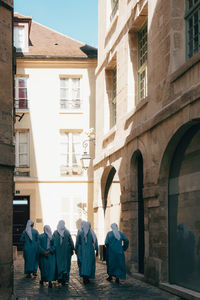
[105,223,129,284]
[75,220,86,276]
[20,220,39,278]
[75,221,98,284]
[38,225,56,288]
[53,220,74,285]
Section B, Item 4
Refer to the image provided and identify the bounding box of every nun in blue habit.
[53,220,74,285]
[75,221,98,284]
[38,225,56,288]
[75,220,87,276]
[20,220,39,277]
[105,223,129,283]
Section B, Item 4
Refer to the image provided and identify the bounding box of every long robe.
[53,229,74,282]
[20,228,39,274]
[75,229,98,278]
[105,231,129,279]
[38,233,56,282]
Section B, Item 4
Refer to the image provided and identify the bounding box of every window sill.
[105,12,119,43]
[59,111,83,115]
[102,125,116,148]
[170,51,200,83]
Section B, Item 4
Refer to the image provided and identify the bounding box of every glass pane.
[18,78,26,87]
[19,133,27,143]
[19,154,28,165]
[19,143,27,153]
[60,78,68,88]
[19,88,27,99]
[169,126,200,293]
[60,88,68,99]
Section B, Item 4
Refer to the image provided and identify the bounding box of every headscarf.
[57,220,67,245]
[44,225,52,249]
[25,220,34,241]
[111,223,120,240]
[88,221,97,244]
[82,221,90,243]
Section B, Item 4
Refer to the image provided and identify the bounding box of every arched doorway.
[131,150,144,274]
[101,166,120,237]
[169,123,200,292]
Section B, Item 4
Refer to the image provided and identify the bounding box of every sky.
[14,0,98,48]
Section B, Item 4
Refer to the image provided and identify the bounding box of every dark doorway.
[138,152,144,274]
[169,124,200,292]
[13,196,30,250]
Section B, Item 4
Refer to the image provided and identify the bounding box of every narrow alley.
[14,253,182,300]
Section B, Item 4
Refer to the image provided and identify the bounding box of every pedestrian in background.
[20,219,39,278]
[38,225,56,288]
[53,220,74,285]
[75,221,98,284]
[75,220,87,276]
[105,223,129,284]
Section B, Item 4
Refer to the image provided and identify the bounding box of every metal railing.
[60,99,82,110]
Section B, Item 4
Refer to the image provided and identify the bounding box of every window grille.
[185,0,200,58]
[138,24,148,102]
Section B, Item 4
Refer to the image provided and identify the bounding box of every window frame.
[14,26,25,52]
[15,77,28,110]
[185,0,200,59]
[59,77,82,112]
[138,23,148,102]
[60,131,82,176]
[15,131,30,170]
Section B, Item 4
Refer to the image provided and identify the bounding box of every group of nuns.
[20,219,129,287]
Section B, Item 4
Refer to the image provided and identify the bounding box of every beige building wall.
[0,1,15,299]
[15,59,96,238]
[95,0,200,293]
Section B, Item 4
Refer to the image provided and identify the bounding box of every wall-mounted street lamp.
[80,129,95,170]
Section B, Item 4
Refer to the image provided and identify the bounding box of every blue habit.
[105,231,129,279]
[53,230,74,283]
[75,230,98,279]
[38,233,56,282]
[20,228,39,274]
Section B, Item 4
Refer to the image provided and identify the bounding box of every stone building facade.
[94,0,200,297]
[13,14,97,247]
[0,0,15,299]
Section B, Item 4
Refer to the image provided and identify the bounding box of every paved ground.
[14,253,183,300]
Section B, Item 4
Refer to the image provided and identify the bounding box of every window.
[60,196,86,236]
[111,67,117,126]
[186,0,200,58]
[14,26,25,51]
[15,77,28,109]
[15,131,29,176]
[110,0,119,21]
[60,78,81,111]
[60,132,82,176]
[105,64,117,129]
[138,24,148,102]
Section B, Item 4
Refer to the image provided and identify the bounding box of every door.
[13,196,30,250]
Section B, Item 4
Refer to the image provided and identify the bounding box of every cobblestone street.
[14,253,182,300]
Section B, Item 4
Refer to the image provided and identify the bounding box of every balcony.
[15,99,29,110]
